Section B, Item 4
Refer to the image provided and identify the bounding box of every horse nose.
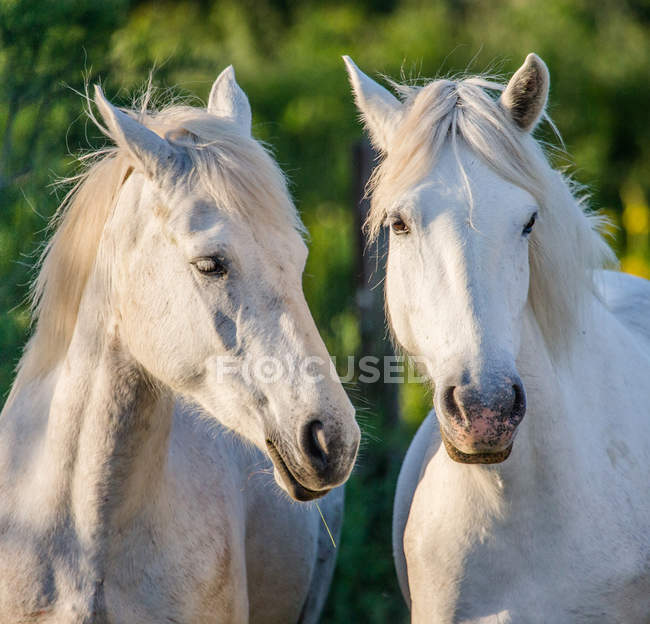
[443,378,526,427]
[300,418,360,483]
[439,375,526,452]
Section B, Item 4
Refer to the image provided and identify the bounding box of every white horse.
[345,53,650,622]
[0,67,360,623]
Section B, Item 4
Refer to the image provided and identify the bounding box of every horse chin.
[440,429,513,464]
[265,440,331,502]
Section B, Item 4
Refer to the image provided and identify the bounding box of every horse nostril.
[511,382,526,423]
[314,422,329,456]
[303,420,329,469]
[442,385,467,426]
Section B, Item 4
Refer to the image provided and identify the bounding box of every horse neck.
[42,276,173,560]
[506,295,612,484]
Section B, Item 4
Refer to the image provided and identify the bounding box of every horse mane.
[9,86,303,398]
[368,74,617,358]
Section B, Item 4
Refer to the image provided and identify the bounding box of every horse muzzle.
[436,374,526,464]
[266,439,331,501]
[266,418,360,501]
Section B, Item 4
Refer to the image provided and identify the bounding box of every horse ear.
[343,55,402,152]
[207,65,252,135]
[94,85,178,178]
[500,53,550,132]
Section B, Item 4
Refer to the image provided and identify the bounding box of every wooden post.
[352,139,400,426]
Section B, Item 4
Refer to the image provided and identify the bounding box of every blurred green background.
[1,1,649,621]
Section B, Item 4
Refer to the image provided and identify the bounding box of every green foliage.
[1,1,650,621]
[0,0,130,390]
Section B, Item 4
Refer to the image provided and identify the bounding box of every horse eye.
[193,256,228,277]
[522,212,537,236]
[391,217,409,234]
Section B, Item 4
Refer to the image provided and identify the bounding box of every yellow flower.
[621,183,649,236]
[620,255,650,279]
[622,202,649,236]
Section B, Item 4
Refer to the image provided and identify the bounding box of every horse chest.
[0,527,105,624]
[405,465,650,623]
[0,521,239,624]
[0,470,248,624]
[102,484,249,622]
